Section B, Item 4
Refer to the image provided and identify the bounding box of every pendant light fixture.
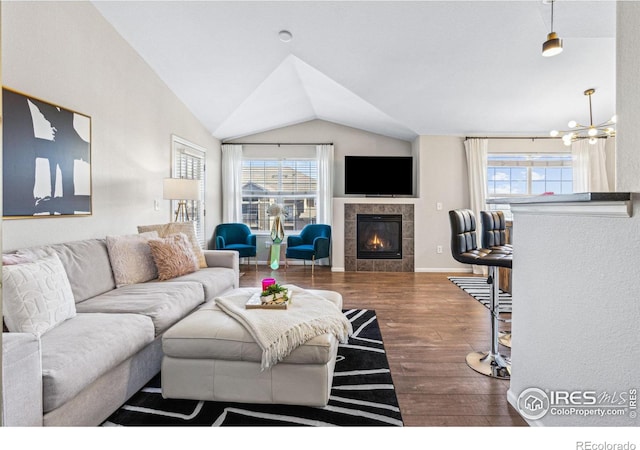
[542,0,563,57]
[550,89,617,146]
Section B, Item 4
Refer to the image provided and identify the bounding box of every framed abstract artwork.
[2,87,92,218]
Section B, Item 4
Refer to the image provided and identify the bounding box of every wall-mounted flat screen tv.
[345,156,413,196]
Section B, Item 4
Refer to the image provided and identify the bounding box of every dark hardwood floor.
[239,263,527,427]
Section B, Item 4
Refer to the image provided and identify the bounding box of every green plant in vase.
[260,283,289,304]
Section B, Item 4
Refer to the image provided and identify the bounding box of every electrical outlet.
[154,199,160,211]
[436,245,443,254]
[436,202,443,211]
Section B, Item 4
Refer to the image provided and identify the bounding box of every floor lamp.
[163,178,201,222]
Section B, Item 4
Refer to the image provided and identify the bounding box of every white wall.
[505,1,640,426]
[507,198,640,427]
[413,135,469,271]
[1,1,221,251]
[615,2,640,192]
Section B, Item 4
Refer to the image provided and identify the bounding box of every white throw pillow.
[2,254,76,336]
[106,231,159,286]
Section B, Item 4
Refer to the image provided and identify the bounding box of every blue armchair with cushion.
[212,223,257,269]
[285,224,331,274]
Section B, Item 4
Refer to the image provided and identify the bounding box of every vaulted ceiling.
[93,0,616,142]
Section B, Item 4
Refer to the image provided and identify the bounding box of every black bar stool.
[481,210,513,348]
[480,210,512,254]
[449,209,513,379]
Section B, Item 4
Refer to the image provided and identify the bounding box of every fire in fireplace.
[356,214,402,259]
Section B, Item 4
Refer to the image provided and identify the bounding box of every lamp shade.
[163,178,201,201]
[542,32,563,57]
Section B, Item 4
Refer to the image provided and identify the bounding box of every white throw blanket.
[214,285,352,370]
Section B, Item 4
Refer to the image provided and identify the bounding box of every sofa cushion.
[40,312,155,413]
[16,239,116,303]
[75,281,204,335]
[138,222,207,268]
[163,267,237,302]
[148,233,199,280]
[2,254,76,337]
[106,232,159,287]
[2,332,43,426]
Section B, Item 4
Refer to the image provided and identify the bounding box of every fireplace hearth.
[344,203,414,272]
[357,214,402,260]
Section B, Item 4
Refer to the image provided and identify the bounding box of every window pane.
[487,168,495,194]
[486,153,574,201]
[242,159,318,232]
[510,181,527,195]
[511,167,527,181]
[531,167,546,181]
[494,168,510,182]
[546,181,561,193]
[546,167,562,180]
[531,180,546,194]
[173,141,206,247]
[495,181,511,195]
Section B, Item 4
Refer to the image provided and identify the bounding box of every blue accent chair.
[285,224,331,274]
[212,223,257,269]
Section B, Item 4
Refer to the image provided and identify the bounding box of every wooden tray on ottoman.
[245,290,292,309]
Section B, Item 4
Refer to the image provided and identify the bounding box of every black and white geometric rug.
[448,276,513,312]
[102,309,403,427]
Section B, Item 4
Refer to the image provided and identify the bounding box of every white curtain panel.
[316,144,334,225]
[464,138,488,275]
[571,139,610,193]
[221,144,243,223]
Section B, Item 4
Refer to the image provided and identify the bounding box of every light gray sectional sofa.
[1,236,239,427]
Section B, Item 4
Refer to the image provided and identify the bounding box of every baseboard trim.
[414,268,473,273]
[331,267,472,273]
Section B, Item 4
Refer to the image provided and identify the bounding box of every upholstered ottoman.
[161,288,344,407]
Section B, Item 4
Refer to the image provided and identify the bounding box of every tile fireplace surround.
[344,203,414,272]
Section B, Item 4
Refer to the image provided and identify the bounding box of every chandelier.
[550,88,616,146]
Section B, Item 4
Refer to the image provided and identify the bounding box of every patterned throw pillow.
[106,231,159,287]
[2,254,76,336]
[147,233,199,281]
[137,222,207,268]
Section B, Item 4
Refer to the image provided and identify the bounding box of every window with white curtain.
[486,153,573,218]
[172,135,206,247]
[241,158,317,232]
